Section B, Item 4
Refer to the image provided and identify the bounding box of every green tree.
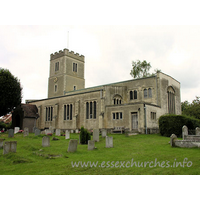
[130,60,161,79]
[0,68,22,116]
[182,96,200,120]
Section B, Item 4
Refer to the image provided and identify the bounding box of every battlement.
[50,48,85,62]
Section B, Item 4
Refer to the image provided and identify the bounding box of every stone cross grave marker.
[196,127,200,136]
[0,139,5,149]
[35,128,41,136]
[182,125,188,140]
[65,130,70,139]
[14,127,20,134]
[8,129,14,138]
[102,129,107,138]
[42,136,50,147]
[88,140,95,150]
[3,141,17,155]
[24,127,29,137]
[68,139,78,152]
[106,136,113,148]
[55,129,61,136]
[93,129,99,142]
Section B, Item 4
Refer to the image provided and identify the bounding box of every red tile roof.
[0,114,12,124]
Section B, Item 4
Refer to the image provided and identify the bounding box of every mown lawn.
[0,132,200,175]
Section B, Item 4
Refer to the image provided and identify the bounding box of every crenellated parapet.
[50,48,85,62]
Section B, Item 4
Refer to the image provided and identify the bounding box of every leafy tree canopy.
[182,96,200,120]
[0,68,22,116]
[130,60,161,79]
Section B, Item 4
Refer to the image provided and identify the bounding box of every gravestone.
[70,130,74,133]
[170,134,178,147]
[93,129,99,142]
[55,129,61,136]
[106,136,113,148]
[8,129,14,138]
[102,129,107,138]
[14,127,20,134]
[45,129,51,135]
[42,136,50,147]
[75,129,79,133]
[3,141,17,155]
[24,127,29,136]
[0,139,5,149]
[32,126,36,133]
[88,140,95,150]
[35,128,41,136]
[68,139,78,152]
[49,126,54,134]
[196,127,200,136]
[65,130,70,139]
[182,125,188,140]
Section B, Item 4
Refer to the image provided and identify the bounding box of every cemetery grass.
[0,133,200,175]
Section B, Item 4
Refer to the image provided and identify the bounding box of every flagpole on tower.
[67,31,69,49]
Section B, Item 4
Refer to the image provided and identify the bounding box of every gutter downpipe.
[144,104,147,134]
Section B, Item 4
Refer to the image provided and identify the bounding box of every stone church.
[26,48,181,133]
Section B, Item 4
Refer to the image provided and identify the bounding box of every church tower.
[48,49,85,98]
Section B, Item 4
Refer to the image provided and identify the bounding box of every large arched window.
[167,86,175,114]
[86,101,97,119]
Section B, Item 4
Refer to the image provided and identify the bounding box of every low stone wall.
[184,135,200,142]
[174,140,200,148]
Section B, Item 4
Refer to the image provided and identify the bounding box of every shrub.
[80,126,91,144]
[159,114,200,137]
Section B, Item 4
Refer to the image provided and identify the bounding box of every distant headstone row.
[2,128,112,155]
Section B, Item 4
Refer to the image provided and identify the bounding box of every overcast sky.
[1,0,200,105]
[1,25,200,103]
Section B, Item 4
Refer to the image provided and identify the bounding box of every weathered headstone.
[49,126,55,134]
[45,129,51,135]
[170,134,178,147]
[32,126,36,133]
[196,127,200,136]
[182,125,188,140]
[106,136,113,148]
[68,139,78,152]
[0,139,5,149]
[102,129,107,138]
[14,127,20,134]
[70,130,74,133]
[88,140,95,150]
[93,129,99,142]
[55,129,61,136]
[75,129,79,133]
[24,127,29,137]
[42,136,50,147]
[35,128,41,136]
[3,141,17,155]
[65,130,70,139]
[8,129,14,138]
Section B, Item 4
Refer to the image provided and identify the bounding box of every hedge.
[159,114,200,137]
[80,126,91,144]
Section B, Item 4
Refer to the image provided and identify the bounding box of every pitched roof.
[21,104,39,118]
[0,114,12,124]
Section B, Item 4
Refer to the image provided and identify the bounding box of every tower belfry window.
[73,63,77,72]
[55,62,59,71]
